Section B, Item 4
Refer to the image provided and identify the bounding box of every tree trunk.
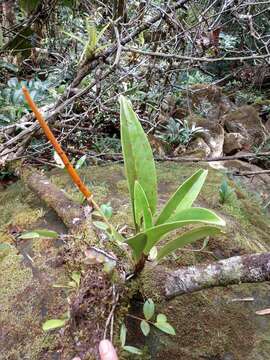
[2,0,16,41]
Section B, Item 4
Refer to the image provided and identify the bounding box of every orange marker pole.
[22,86,92,200]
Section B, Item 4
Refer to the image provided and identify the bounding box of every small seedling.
[120,298,175,355]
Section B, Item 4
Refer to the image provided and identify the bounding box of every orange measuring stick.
[22,86,92,200]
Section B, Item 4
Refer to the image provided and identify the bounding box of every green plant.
[119,96,225,271]
[219,179,234,204]
[63,18,110,62]
[92,135,122,153]
[120,323,143,355]
[161,118,206,146]
[42,271,80,331]
[120,298,175,355]
[180,70,213,85]
[0,77,53,124]
[219,33,238,51]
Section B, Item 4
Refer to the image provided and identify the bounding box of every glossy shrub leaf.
[143,298,155,320]
[154,321,176,335]
[119,95,157,223]
[125,233,147,261]
[140,320,150,336]
[155,169,207,225]
[123,346,143,355]
[134,181,153,230]
[157,226,222,261]
[120,323,127,347]
[130,207,225,253]
[42,319,67,332]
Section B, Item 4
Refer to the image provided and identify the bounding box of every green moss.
[1,162,270,359]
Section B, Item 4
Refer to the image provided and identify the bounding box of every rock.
[157,94,177,123]
[186,115,224,157]
[189,84,234,120]
[185,137,211,158]
[223,106,268,147]
[223,132,245,155]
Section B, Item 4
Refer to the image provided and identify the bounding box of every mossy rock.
[0,163,270,359]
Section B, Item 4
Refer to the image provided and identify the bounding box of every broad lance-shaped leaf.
[157,226,222,261]
[134,181,153,230]
[126,233,147,261]
[155,169,207,225]
[168,207,225,223]
[127,207,225,254]
[119,96,157,223]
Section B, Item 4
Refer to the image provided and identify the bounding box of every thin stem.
[126,313,155,326]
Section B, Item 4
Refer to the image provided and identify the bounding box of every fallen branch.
[63,151,270,164]
[20,167,87,232]
[164,253,270,298]
[234,169,270,176]
[123,46,270,63]
[161,153,270,162]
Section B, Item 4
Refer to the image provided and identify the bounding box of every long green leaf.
[127,208,225,254]
[123,346,143,355]
[120,96,157,224]
[168,207,225,223]
[155,169,207,225]
[157,226,222,261]
[125,233,147,261]
[19,229,59,239]
[134,181,153,230]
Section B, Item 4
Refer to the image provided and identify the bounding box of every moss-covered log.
[164,253,270,298]
[20,167,88,232]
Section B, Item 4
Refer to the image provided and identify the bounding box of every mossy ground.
[0,162,270,359]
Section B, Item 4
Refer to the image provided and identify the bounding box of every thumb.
[99,340,118,360]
